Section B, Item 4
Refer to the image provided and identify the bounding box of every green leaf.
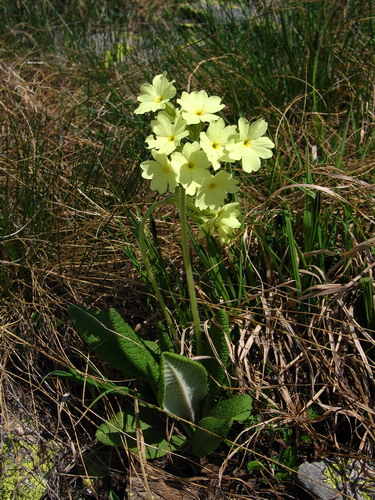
[303,190,321,255]
[282,210,302,294]
[191,394,252,457]
[144,340,161,357]
[109,491,121,500]
[247,460,264,471]
[46,369,131,401]
[68,305,138,378]
[209,394,252,422]
[203,310,230,409]
[157,321,174,353]
[68,305,160,387]
[281,446,298,469]
[109,308,160,387]
[158,352,208,422]
[191,416,232,457]
[96,404,185,460]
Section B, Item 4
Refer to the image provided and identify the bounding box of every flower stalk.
[179,186,203,355]
[138,198,179,346]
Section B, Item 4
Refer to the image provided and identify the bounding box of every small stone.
[298,461,343,500]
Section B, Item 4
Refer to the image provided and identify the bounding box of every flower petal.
[241,149,261,172]
[251,137,275,149]
[247,118,268,140]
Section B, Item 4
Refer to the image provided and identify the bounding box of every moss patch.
[323,459,375,500]
[0,436,56,500]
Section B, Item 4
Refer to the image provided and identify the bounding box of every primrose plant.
[135,73,274,352]
[63,73,274,459]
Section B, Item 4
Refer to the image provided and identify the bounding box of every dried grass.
[1,13,374,498]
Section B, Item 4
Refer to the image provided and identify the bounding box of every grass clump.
[1,0,374,498]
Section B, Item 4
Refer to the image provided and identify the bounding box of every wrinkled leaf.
[191,416,232,457]
[158,352,208,422]
[191,394,252,457]
[96,404,185,460]
[209,394,252,422]
[109,308,160,387]
[68,305,138,378]
[69,305,160,387]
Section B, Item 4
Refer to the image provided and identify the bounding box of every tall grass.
[1,0,374,498]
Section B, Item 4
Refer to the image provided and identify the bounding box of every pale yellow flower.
[177,90,224,125]
[171,142,211,195]
[146,113,189,155]
[134,73,176,114]
[140,151,178,194]
[195,170,238,210]
[226,118,274,172]
[199,118,237,170]
[200,202,241,244]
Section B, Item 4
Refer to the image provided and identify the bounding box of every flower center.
[156,96,164,103]
[211,142,220,150]
[208,182,217,190]
[168,135,175,142]
[187,162,195,169]
[195,110,203,115]
[243,139,251,147]
[162,164,170,173]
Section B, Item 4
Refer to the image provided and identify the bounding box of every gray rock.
[194,0,260,24]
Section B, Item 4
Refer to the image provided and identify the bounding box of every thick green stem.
[139,199,179,346]
[179,187,203,355]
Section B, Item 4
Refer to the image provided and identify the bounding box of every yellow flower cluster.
[135,73,275,243]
